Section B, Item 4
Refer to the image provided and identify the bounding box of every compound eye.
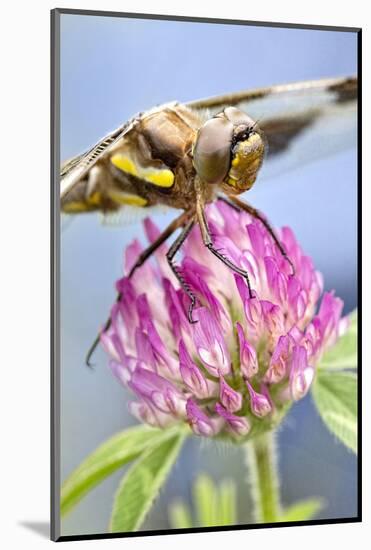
[223,107,256,129]
[193,117,234,184]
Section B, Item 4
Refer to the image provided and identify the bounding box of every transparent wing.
[188,76,357,182]
[61,205,176,234]
[98,204,176,227]
[60,119,135,199]
[187,77,356,114]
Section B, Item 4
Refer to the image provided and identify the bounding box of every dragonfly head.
[192,107,266,195]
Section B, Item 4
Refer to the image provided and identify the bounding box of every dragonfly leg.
[219,195,295,275]
[197,198,254,298]
[85,210,193,366]
[127,210,192,277]
[166,218,197,323]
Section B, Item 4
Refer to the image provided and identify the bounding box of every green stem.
[246,432,281,523]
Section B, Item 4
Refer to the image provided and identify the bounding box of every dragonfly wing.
[188,77,357,181]
[187,77,357,117]
[60,119,135,198]
[258,96,356,182]
[98,204,176,227]
[61,204,177,234]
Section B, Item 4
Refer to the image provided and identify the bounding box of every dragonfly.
[60,76,357,365]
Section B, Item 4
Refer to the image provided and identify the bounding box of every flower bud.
[245,380,272,418]
[215,403,250,436]
[236,322,258,378]
[290,345,315,401]
[219,376,242,412]
[186,399,218,437]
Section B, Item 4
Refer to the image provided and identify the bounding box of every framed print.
[51,8,361,542]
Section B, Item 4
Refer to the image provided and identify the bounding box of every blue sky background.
[59,14,357,536]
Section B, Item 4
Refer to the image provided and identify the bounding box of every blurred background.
[59,13,357,537]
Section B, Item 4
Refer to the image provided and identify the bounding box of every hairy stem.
[245,432,281,523]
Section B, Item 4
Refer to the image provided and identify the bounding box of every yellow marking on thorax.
[144,169,174,188]
[111,153,175,188]
[87,191,102,206]
[107,190,148,207]
[62,201,94,213]
[111,155,138,176]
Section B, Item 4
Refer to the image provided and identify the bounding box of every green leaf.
[193,475,219,527]
[109,430,186,532]
[61,425,171,517]
[279,498,324,522]
[319,309,357,370]
[169,476,238,529]
[217,480,237,526]
[169,501,193,529]
[312,371,357,453]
